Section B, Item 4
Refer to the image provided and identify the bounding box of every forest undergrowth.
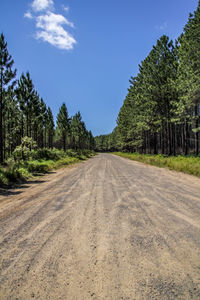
[113,152,200,178]
[0,147,95,187]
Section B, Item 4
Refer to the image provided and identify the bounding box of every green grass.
[0,149,95,187]
[113,152,200,177]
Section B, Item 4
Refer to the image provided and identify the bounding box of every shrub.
[13,137,37,162]
[0,169,9,185]
[0,148,95,186]
[31,148,64,161]
[27,160,54,173]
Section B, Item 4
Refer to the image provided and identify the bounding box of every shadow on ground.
[0,179,46,196]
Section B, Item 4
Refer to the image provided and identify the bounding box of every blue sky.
[0,0,198,136]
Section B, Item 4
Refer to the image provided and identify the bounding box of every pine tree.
[56,103,70,151]
[38,98,47,148]
[116,35,178,155]
[177,2,200,155]
[70,112,87,150]
[4,87,20,156]
[16,72,36,138]
[0,33,16,162]
[88,130,95,150]
[47,107,54,148]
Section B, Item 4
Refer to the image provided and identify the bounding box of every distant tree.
[46,107,54,148]
[16,72,35,138]
[56,103,70,151]
[88,130,95,150]
[39,98,47,148]
[4,87,20,156]
[70,111,88,150]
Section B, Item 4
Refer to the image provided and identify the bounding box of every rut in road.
[0,153,200,299]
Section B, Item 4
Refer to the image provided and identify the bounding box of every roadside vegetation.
[0,137,95,186]
[114,152,200,177]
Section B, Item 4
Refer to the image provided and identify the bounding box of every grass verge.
[0,149,95,187]
[113,152,200,178]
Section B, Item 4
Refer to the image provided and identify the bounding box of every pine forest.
[0,32,95,164]
[0,2,200,185]
[95,3,200,157]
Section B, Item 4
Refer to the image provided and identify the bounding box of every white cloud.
[24,11,33,19]
[25,0,76,51]
[36,12,76,50]
[62,5,70,12]
[32,0,54,12]
[37,12,74,29]
[156,22,168,31]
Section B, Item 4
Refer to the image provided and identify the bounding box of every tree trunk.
[3,112,6,161]
[63,133,66,151]
[185,120,189,155]
[168,121,172,155]
[21,114,24,139]
[0,103,3,163]
[172,123,176,156]
[182,123,185,154]
[0,70,3,163]
[44,127,47,148]
[195,104,199,156]
[153,132,158,154]
[161,124,165,154]
[26,115,29,137]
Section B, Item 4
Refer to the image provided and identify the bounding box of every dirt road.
[0,154,200,299]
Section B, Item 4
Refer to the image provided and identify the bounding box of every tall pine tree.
[0,33,16,162]
[56,103,70,151]
[177,1,200,155]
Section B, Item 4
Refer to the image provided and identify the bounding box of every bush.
[0,169,9,185]
[31,148,64,161]
[27,160,55,173]
[13,137,37,162]
[56,157,78,167]
[0,148,95,187]
[18,167,31,179]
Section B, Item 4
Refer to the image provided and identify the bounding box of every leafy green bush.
[18,167,31,179]
[27,160,55,173]
[13,137,37,162]
[65,149,79,157]
[0,169,9,185]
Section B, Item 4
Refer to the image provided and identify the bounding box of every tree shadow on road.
[0,189,22,196]
[0,179,46,197]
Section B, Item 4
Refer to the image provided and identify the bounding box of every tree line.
[95,2,200,156]
[0,33,95,163]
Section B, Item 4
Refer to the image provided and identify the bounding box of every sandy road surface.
[0,154,200,300]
